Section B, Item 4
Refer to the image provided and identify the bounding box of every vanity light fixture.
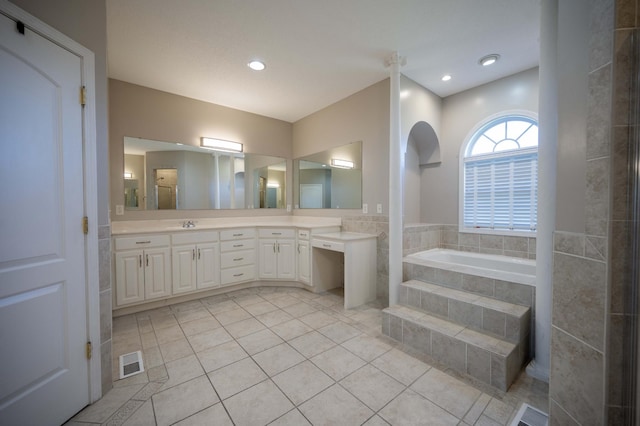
[201,137,243,153]
[441,74,452,82]
[331,158,354,169]
[248,60,266,71]
[479,54,500,67]
[123,172,133,179]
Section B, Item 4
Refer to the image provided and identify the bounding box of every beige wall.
[109,79,293,221]
[423,68,539,224]
[292,79,390,216]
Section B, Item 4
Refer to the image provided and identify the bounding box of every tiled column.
[98,224,113,395]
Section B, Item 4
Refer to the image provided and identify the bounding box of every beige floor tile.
[223,379,294,426]
[370,348,430,386]
[310,346,366,381]
[269,408,312,425]
[173,402,233,425]
[268,295,301,308]
[272,360,334,405]
[73,383,145,423]
[299,310,338,329]
[362,414,391,425]
[158,337,194,363]
[146,364,168,382]
[289,330,336,358]
[224,317,266,338]
[252,342,305,376]
[378,389,459,426]
[103,399,144,425]
[237,328,283,355]
[232,293,266,307]
[475,414,503,426]
[174,306,211,324]
[255,309,294,327]
[179,316,221,336]
[197,340,248,372]
[410,368,482,418]
[208,357,267,399]
[341,334,392,362]
[299,384,373,426]
[150,314,179,330]
[243,300,279,316]
[131,381,165,402]
[463,393,492,425]
[186,327,233,352]
[170,300,204,313]
[204,299,239,315]
[271,319,314,341]
[214,307,252,326]
[122,399,155,426]
[137,318,154,335]
[154,324,185,345]
[139,332,157,349]
[340,364,405,411]
[160,354,204,390]
[282,301,317,317]
[152,375,218,426]
[483,397,517,424]
[317,321,362,343]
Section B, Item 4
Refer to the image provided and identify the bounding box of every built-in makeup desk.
[311,232,377,309]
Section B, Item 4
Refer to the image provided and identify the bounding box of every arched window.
[462,115,538,233]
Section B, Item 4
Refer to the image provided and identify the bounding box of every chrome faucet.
[182,220,196,228]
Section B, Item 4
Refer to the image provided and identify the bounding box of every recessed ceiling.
[106,0,540,123]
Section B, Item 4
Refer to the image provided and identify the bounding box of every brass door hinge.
[86,341,92,360]
[82,216,89,235]
[80,86,86,106]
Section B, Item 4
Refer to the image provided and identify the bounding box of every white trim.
[458,110,539,235]
[0,0,102,402]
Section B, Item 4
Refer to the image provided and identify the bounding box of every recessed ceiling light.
[441,74,452,82]
[248,60,266,71]
[479,54,500,67]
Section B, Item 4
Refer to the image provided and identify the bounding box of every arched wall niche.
[404,120,441,223]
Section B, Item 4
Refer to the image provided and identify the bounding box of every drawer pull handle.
[233,257,244,261]
[233,233,243,237]
[139,255,142,267]
[323,244,332,248]
[272,232,282,235]
[136,241,151,244]
[233,273,244,277]
[233,244,243,248]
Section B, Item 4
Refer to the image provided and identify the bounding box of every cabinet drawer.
[221,239,256,252]
[114,235,170,250]
[171,231,218,245]
[221,249,255,268]
[221,265,255,285]
[311,239,345,253]
[297,229,310,240]
[258,228,295,239]
[220,228,256,241]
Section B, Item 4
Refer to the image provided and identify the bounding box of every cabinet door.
[115,250,145,306]
[146,247,172,299]
[197,242,220,289]
[171,245,196,295]
[258,239,278,279]
[277,239,296,279]
[297,240,311,284]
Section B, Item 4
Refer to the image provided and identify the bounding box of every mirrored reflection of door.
[259,176,267,208]
[154,168,177,209]
[300,184,323,208]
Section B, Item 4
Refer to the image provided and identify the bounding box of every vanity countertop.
[311,232,377,241]
[111,216,342,235]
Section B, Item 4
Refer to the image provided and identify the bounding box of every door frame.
[0,0,102,402]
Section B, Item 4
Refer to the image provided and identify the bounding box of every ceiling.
[106,0,540,123]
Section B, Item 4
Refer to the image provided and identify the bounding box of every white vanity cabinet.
[114,235,171,306]
[258,228,296,280]
[171,231,220,295]
[220,228,256,286]
[296,229,311,284]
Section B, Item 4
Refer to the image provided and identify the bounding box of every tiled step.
[400,280,530,344]
[382,304,525,391]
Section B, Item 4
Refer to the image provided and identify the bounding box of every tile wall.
[99,224,113,395]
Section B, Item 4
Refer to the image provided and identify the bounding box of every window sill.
[458,227,537,238]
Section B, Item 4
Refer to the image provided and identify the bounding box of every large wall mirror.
[294,141,362,209]
[123,137,286,210]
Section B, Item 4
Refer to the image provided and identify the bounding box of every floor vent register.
[119,350,144,379]
[510,404,548,426]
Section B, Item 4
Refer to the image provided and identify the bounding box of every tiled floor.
[67,286,548,426]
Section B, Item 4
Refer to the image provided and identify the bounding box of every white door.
[259,239,278,279]
[297,240,311,284]
[0,12,89,426]
[145,247,171,299]
[115,250,145,306]
[172,245,197,294]
[277,240,296,280]
[300,184,324,208]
